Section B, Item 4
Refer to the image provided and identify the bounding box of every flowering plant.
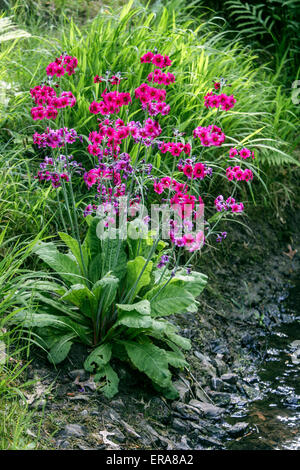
[13,50,258,398]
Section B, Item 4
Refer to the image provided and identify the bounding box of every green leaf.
[84,343,112,372]
[88,253,102,284]
[58,232,89,276]
[47,334,75,364]
[122,340,172,388]
[61,284,96,318]
[33,241,82,286]
[92,274,119,315]
[126,256,153,300]
[165,351,188,369]
[101,236,127,280]
[145,284,195,317]
[116,300,151,316]
[12,310,91,345]
[115,312,153,330]
[171,270,208,297]
[94,364,119,398]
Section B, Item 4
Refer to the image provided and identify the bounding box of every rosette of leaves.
[13,218,207,399]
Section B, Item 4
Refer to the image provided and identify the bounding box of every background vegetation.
[0,0,299,449]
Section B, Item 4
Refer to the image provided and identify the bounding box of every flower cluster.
[147,69,175,86]
[226,166,254,182]
[179,161,208,180]
[204,92,236,111]
[33,127,81,149]
[193,125,226,147]
[46,55,78,77]
[142,101,170,117]
[135,83,166,105]
[229,147,255,159]
[94,74,123,85]
[36,155,83,188]
[214,195,244,213]
[157,254,170,269]
[30,86,76,121]
[158,141,191,157]
[216,231,227,242]
[140,51,172,68]
[89,90,132,116]
[87,118,162,158]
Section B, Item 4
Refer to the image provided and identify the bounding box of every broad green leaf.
[171,270,207,297]
[92,274,119,316]
[122,340,172,388]
[114,312,153,330]
[61,284,96,318]
[94,364,119,398]
[88,253,102,284]
[101,236,127,280]
[58,232,89,276]
[165,351,188,369]
[145,284,195,317]
[33,241,82,286]
[116,300,151,316]
[84,343,112,372]
[12,310,91,345]
[47,334,75,364]
[126,256,153,300]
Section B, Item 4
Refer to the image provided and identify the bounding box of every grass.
[0,233,42,450]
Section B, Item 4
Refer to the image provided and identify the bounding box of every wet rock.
[111,428,126,443]
[212,355,228,376]
[191,433,223,449]
[194,352,217,379]
[226,422,249,437]
[208,391,232,406]
[61,424,86,438]
[145,397,171,424]
[188,400,225,419]
[209,339,230,356]
[173,379,191,403]
[211,377,236,392]
[221,373,238,384]
[241,333,254,347]
[57,439,70,449]
[172,418,190,433]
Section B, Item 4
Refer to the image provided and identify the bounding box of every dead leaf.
[283,244,297,260]
[98,430,120,449]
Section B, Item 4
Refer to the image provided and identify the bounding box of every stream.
[226,280,300,450]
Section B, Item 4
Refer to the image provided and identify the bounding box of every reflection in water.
[227,281,300,450]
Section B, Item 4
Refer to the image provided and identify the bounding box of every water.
[227,281,300,450]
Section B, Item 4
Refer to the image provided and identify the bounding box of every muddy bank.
[25,207,300,450]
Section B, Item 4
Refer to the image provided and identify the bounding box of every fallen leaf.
[283,244,297,260]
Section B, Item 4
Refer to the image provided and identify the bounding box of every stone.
[61,423,86,438]
[221,373,238,384]
[146,397,171,424]
[172,418,190,433]
[211,377,235,392]
[188,400,225,419]
[226,422,249,437]
[111,428,126,443]
[208,391,232,406]
[173,379,190,403]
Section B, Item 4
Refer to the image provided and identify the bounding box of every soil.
[24,204,300,450]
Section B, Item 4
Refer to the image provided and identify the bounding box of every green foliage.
[10,220,207,398]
